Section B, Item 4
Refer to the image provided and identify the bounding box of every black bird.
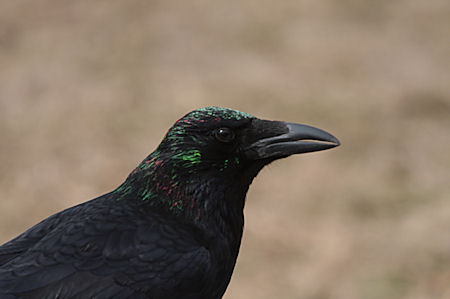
[0,107,339,298]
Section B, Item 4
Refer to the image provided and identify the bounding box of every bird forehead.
[182,107,254,123]
[163,107,255,142]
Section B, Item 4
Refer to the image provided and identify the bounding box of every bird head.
[153,106,339,175]
[116,107,339,222]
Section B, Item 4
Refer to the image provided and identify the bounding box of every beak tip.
[286,122,340,147]
[330,136,341,147]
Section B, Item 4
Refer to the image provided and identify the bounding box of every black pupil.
[216,128,234,142]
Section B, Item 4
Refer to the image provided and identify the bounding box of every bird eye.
[214,127,235,143]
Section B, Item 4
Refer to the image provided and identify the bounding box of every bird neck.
[113,151,261,241]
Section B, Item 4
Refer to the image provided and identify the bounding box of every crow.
[0,107,339,298]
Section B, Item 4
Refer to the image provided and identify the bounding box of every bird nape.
[0,107,339,299]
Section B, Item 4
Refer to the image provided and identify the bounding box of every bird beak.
[244,121,340,160]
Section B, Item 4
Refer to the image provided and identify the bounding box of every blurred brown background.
[1,1,449,298]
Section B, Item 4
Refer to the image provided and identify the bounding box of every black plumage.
[0,107,339,298]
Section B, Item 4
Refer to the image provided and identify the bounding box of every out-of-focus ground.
[0,1,449,298]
